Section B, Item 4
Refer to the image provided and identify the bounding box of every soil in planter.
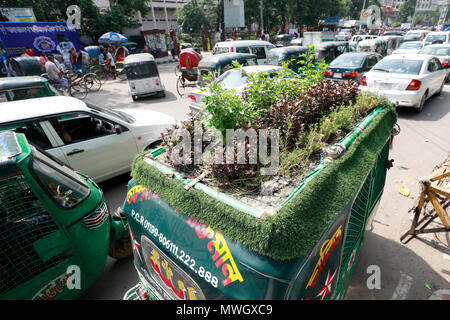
[153,145,326,214]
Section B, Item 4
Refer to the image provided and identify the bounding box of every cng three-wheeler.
[0,131,131,300]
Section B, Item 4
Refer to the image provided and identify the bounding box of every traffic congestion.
[0,1,449,306]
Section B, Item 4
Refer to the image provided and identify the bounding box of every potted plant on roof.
[122,49,398,300]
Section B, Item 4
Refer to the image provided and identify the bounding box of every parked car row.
[205,38,449,114]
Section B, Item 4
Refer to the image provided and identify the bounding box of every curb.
[427,289,450,300]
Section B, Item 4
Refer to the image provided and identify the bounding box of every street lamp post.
[260,0,264,35]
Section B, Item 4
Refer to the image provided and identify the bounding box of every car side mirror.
[114,124,122,134]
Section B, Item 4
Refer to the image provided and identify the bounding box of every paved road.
[80,65,450,300]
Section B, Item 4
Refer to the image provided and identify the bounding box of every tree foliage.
[398,0,417,22]
[176,0,212,34]
[0,0,150,39]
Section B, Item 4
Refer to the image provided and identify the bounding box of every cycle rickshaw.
[176,48,202,97]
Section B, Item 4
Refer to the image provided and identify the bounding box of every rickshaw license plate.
[334,73,342,79]
[140,236,205,300]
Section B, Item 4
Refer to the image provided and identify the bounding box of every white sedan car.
[359,54,447,113]
[0,96,176,182]
[188,65,298,116]
[392,41,424,55]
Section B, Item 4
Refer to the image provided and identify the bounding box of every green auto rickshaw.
[0,131,131,300]
[122,105,397,300]
[267,46,310,73]
[197,52,258,87]
[0,76,59,102]
[315,41,350,64]
[10,56,42,76]
[357,38,389,56]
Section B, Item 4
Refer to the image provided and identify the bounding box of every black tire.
[176,76,185,96]
[436,80,444,95]
[69,82,88,100]
[82,73,102,92]
[108,234,132,259]
[174,65,181,76]
[415,92,427,113]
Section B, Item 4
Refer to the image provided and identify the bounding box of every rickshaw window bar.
[125,63,159,80]
[0,173,71,294]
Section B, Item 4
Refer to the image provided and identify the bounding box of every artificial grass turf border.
[131,105,397,261]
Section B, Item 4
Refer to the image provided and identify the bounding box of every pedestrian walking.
[169,40,175,59]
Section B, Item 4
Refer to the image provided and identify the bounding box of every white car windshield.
[425,34,447,43]
[329,54,365,67]
[372,59,423,75]
[87,103,135,123]
[398,42,423,49]
[216,68,297,90]
[419,46,450,56]
[216,70,248,90]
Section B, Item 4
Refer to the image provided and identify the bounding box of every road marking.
[390,271,413,300]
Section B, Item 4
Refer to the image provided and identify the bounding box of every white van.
[124,53,165,101]
[212,40,276,64]
[423,31,450,45]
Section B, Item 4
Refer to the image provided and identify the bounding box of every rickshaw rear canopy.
[124,53,155,66]
[179,49,202,69]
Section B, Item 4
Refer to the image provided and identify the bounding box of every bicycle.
[91,64,116,82]
[42,72,88,100]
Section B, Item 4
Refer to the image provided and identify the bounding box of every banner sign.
[0,22,83,57]
[0,7,37,22]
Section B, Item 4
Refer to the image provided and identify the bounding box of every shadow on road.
[346,231,450,300]
[396,89,450,122]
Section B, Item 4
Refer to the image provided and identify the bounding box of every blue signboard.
[325,17,340,24]
[0,22,83,57]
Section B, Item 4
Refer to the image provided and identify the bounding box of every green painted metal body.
[0,132,127,300]
[0,76,57,101]
[123,107,396,300]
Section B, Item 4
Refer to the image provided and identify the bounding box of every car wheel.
[132,95,138,101]
[437,81,444,95]
[415,92,427,113]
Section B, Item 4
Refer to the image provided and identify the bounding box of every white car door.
[43,112,139,183]
[250,46,267,64]
[431,58,447,92]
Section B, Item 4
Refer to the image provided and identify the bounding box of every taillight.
[189,95,196,102]
[155,79,160,86]
[360,76,367,86]
[406,79,421,91]
[324,70,334,76]
[84,203,108,229]
[131,83,136,89]
[343,70,359,78]
[442,60,449,68]
[230,47,234,52]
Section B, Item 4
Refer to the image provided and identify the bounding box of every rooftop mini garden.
[156,49,395,210]
[131,49,397,259]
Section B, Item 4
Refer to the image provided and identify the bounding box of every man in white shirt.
[45,56,69,89]
[106,50,116,79]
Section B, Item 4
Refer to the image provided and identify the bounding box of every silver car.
[418,44,450,82]
[359,54,447,113]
